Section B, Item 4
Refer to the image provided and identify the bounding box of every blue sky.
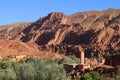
[0,0,120,25]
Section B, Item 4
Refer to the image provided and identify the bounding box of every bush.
[0,61,12,69]
[34,58,67,80]
[83,73,93,80]
[12,62,21,80]
[90,71,101,80]
[61,55,79,64]
[115,74,120,80]
[19,63,35,80]
[25,57,36,63]
[48,64,67,80]
[0,68,17,80]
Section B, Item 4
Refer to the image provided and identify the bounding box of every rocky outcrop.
[0,9,120,58]
[0,22,31,40]
[68,8,120,30]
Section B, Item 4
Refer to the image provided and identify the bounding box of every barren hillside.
[14,9,120,57]
[0,40,63,58]
[0,9,120,58]
[0,22,31,40]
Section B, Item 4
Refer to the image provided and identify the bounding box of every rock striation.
[0,9,120,58]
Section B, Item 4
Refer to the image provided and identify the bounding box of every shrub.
[90,71,101,80]
[48,64,67,80]
[19,63,35,80]
[83,73,93,80]
[0,61,12,69]
[34,58,67,80]
[0,68,17,80]
[61,56,78,64]
[12,62,21,80]
[115,74,120,80]
[68,55,80,63]
[25,57,36,63]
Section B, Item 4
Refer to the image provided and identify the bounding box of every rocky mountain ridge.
[0,8,120,58]
[0,22,31,40]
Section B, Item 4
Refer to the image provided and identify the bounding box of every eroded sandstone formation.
[0,9,119,58]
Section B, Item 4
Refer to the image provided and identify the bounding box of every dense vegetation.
[0,55,80,80]
[0,55,120,80]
